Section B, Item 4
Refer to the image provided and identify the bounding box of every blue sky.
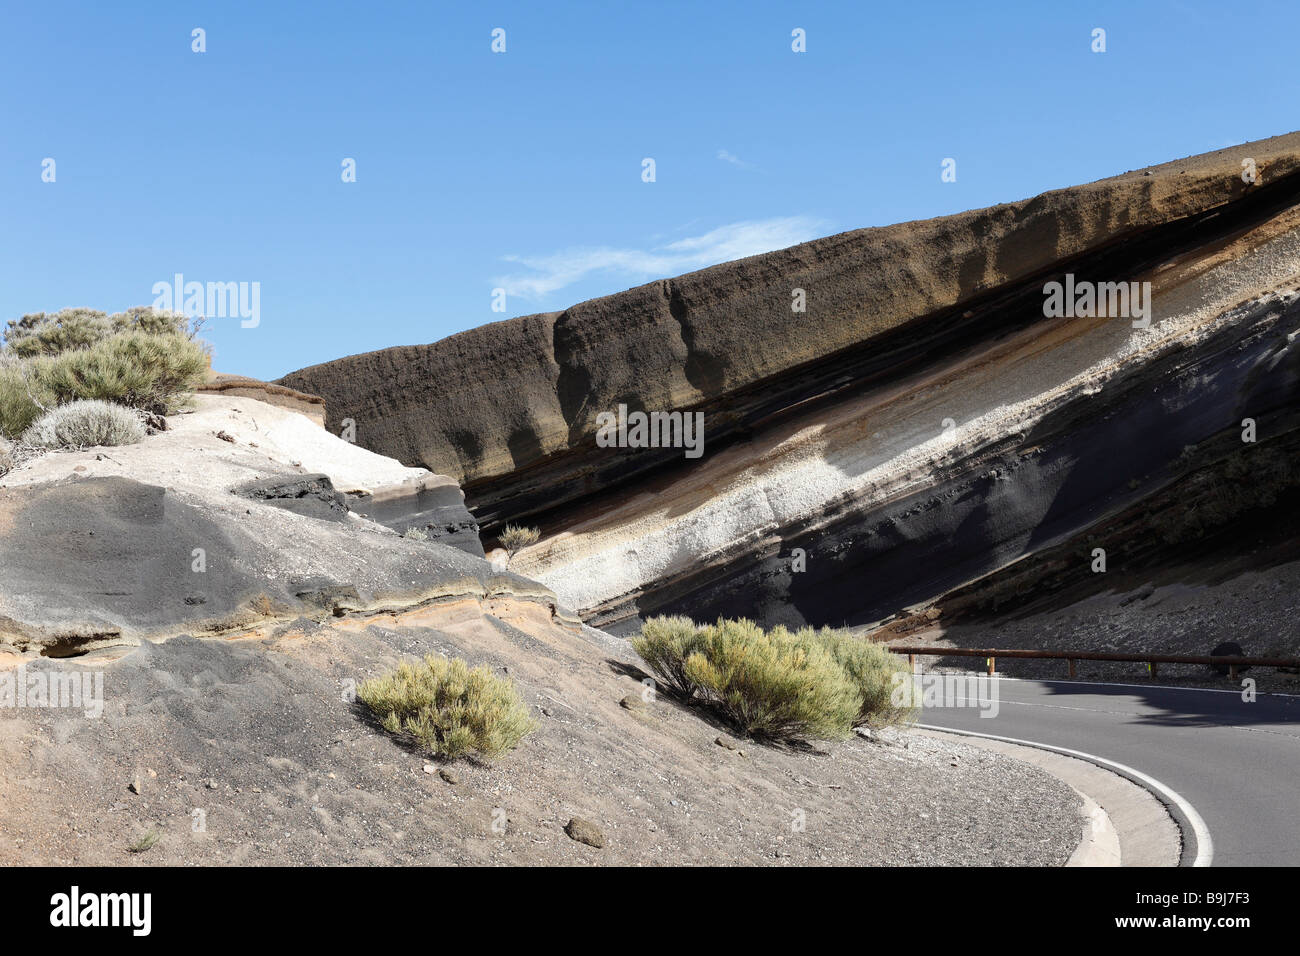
[2,0,1297,380]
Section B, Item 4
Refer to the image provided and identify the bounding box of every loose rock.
[564,817,604,848]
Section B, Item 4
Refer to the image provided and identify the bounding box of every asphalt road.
[915,677,1300,866]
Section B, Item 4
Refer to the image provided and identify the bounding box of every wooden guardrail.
[887,645,1300,680]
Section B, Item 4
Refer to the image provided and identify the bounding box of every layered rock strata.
[281,133,1300,632]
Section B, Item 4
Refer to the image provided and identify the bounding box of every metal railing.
[888,645,1300,680]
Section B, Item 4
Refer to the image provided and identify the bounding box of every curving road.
[915,678,1300,866]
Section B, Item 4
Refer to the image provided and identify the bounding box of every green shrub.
[3,309,114,358]
[632,616,914,742]
[22,399,145,450]
[3,307,193,358]
[0,307,209,440]
[809,626,915,728]
[34,330,209,413]
[682,619,860,741]
[0,331,208,439]
[358,654,536,760]
[402,526,429,540]
[629,614,708,698]
[0,359,56,438]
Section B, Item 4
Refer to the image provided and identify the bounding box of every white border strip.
[916,722,1214,867]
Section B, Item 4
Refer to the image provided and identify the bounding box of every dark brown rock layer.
[281,132,1300,533]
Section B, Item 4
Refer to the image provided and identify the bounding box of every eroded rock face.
[0,475,533,655]
[346,475,483,556]
[281,132,1300,633]
[281,134,1300,501]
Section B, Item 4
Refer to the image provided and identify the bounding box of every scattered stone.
[422,763,436,774]
[564,817,604,848]
[215,430,236,443]
[714,735,738,750]
[620,694,646,713]
[854,727,873,740]
[205,778,218,789]
[128,776,143,795]
[438,768,460,785]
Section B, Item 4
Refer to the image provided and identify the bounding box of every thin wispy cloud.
[717,148,753,169]
[494,216,829,300]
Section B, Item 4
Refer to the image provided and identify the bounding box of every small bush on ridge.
[3,307,195,358]
[0,328,208,439]
[358,654,536,761]
[499,523,540,567]
[22,399,145,449]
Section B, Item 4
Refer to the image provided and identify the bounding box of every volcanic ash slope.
[0,391,1079,865]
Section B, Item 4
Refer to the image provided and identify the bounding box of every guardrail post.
[1149,661,1159,678]
[1229,664,1238,680]
[909,653,917,674]
[986,656,995,676]
[1068,659,1076,678]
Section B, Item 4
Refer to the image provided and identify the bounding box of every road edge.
[915,723,1211,867]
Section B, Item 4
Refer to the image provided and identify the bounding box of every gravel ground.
[0,600,1080,866]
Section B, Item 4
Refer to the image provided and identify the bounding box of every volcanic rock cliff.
[281,132,1300,636]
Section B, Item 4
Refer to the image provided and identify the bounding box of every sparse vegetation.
[402,526,429,541]
[0,307,209,442]
[127,831,160,853]
[22,399,145,450]
[358,654,536,760]
[632,616,914,742]
[499,523,540,566]
[629,615,708,698]
[3,307,199,358]
[813,626,915,728]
